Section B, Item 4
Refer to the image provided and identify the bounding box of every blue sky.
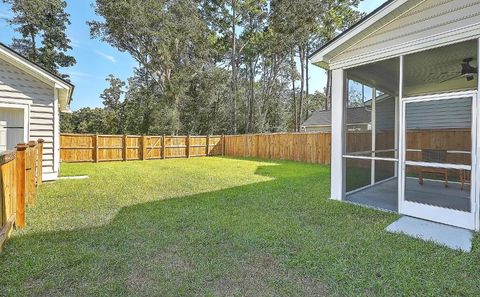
[0,0,385,111]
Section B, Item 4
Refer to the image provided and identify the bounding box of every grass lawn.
[0,157,479,296]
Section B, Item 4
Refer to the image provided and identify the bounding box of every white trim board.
[311,0,480,71]
[53,89,60,174]
[42,172,59,181]
[328,22,480,70]
[399,92,478,230]
[310,0,412,66]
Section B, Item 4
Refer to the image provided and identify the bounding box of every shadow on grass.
[0,158,479,296]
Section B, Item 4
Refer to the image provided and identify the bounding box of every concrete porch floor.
[386,216,473,252]
[346,177,470,212]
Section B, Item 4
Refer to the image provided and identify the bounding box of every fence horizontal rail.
[61,132,333,165]
[223,132,332,164]
[60,134,224,163]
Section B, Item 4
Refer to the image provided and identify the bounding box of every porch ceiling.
[404,39,477,88]
[346,39,478,96]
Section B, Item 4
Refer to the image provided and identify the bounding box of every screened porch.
[343,40,476,216]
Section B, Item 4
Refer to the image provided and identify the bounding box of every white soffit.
[0,43,74,111]
[309,0,480,70]
[310,0,412,68]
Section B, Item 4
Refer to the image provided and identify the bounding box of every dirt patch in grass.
[212,253,327,296]
[126,247,195,294]
[126,248,327,296]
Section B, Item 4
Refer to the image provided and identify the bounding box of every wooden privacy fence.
[346,129,471,163]
[0,140,44,250]
[60,134,224,163]
[223,132,332,164]
[61,132,333,164]
[59,130,473,166]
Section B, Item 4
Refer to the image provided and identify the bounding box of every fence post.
[94,134,99,163]
[15,143,28,228]
[205,135,210,156]
[222,135,226,156]
[37,139,44,186]
[142,135,147,160]
[27,141,37,206]
[186,134,190,158]
[162,135,166,159]
[123,135,128,161]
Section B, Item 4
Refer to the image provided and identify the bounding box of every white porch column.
[330,69,345,200]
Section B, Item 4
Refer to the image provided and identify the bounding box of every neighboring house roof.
[0,42,74,112]
[302,107,370,127]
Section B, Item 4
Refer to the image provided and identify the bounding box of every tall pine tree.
[3,0,76,76]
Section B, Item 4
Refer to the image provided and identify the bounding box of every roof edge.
[0,42,74,90]
[308,0,395,62]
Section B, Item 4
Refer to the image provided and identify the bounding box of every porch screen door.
[400,93,477,230]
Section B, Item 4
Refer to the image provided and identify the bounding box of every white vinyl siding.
[406,97,472,130]
[0,57,56,175]
[376,97,396,131]
[333,0,480,63]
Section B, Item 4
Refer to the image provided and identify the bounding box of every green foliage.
[100,75,126,134]
[4,0,363,135]
[3,0,76,76]
[60,107,111,134]
[60,0,364,135]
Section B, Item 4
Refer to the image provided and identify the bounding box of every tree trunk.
[143,62,151,135]
[292,78,297,132]
[246,60,255,133]
[305,44,310,120]
[306,45,309,98]
[30,32,37,61]
[326,69,332,111]
[231,0,238,134]
[291,52,297,132]
[298,45,305,132]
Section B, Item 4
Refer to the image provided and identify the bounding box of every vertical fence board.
[0,152,16,250]
[221,132,332,164]
[1,140,43,249]
[60,132,330,164]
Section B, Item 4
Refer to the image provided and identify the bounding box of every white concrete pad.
[386,216,473,252]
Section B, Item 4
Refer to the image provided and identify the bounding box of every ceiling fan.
[438,58,477,83]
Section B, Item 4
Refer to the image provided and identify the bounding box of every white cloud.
[64,70,102,81]
[0,10,12,24]
[70,37,80,48]
[0,9,12,19]
[65,70,91,78]
[94,50,116,63]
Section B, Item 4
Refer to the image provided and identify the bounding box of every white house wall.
[405,97,472,130]
[0,57,56,177]
[332,0,480,67]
